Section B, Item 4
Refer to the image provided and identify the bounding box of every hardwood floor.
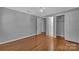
[54,36,79,51]
[0,33,79,51]
[0,33,48,51]
[64,40,79,51]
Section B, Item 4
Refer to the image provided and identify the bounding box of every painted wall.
[53,8,79,43]
[41,18,45,32]
[37,17,45,34]
[65,9,79,43]
[37,17,42,34]
[46,17,54,37]
[0,7,37,43]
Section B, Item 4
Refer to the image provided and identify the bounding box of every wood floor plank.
[0,33,79,51]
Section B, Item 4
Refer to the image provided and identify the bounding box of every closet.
[56,15,65,37]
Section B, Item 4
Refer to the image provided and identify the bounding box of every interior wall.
[0,7,37,43]
[65,10,79,43]
[0,8,3,36]
[41,18,45,32]
[53,8,79,43]
[37,17,45,34]
[46,17,54,37]
[43,18,46,33]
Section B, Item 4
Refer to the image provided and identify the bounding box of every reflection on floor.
[65,40,79,51]
[54,36,79,51]
[0,33,79,51]
[0,33,48,51]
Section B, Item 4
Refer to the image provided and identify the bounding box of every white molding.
[0,34,37,44]
[56,34,64,37]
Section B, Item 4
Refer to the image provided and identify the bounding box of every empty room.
[0,7,79,51]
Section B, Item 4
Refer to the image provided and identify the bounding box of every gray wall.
[42,18,45,32]
[0,7,37,43]
[46,17,54,37]
[65,10,79,43]
[37,17,45,34]
[54,8,79,43]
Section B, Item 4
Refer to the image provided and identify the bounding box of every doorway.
[56,15,65,37]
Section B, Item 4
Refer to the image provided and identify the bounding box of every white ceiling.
[6,7,77,17]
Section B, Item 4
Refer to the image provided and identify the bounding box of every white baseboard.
[56,34,64,37]
[0,34,37,44]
